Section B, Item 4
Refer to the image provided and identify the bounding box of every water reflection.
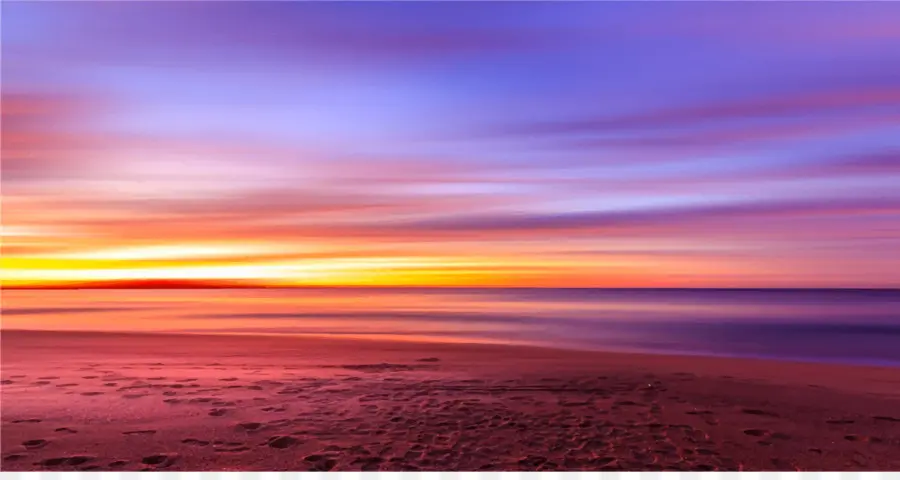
[3,288,899,366]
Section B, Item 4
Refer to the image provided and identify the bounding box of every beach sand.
[2,330,899,471]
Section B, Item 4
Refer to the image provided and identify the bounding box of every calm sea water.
[3,288,900,367]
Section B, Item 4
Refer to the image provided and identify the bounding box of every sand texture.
[2,330,899,471]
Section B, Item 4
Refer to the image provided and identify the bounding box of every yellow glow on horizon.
[2,251,581,287]
[1,235,742,288]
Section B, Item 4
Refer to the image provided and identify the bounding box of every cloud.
[558,149,900,196]
[5,2,554,69]
[561,114,900,151]
[496,87,900,139]
[4,2,900,288]
[638,3,900,45]
[1,307,147,316]
[0,92,104,181]
[794,150,900,177]
[389,197,900,236]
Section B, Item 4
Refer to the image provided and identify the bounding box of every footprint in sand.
[56,383,79,388]
[141,454,177,468]
[22,439,49,449]
[351,456,385,470]
[824,418,854,425]
[1,380,13,385]
[32,381,51,386]
[11,419,42,424]
[55,427,78,434]
[743,428,770,437]
[305,454,338,471]
[208,408,229,416]
[309,459,338,471]
[189,397,215,404]
[81,391,105,396]
[123,430,157,436]
[741,408,779,418]
[237,422,263,431]
[40,455,95,467]
[4,454,26,461]
[215,444,250,453]
[109,460,129,468]
[559,400,590,407]
[266,435,299,449]
[873,415,900,423]
[182,438,211,446]
[37,376,60,380]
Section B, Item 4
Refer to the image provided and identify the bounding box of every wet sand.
[2,330,899,471]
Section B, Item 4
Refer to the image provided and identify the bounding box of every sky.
[2,2,900,288]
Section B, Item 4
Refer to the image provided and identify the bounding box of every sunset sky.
[3,2,900,288]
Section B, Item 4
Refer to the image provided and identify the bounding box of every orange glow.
[1,237,776,289]
[4,2,899,291]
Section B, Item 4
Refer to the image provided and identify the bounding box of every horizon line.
[4,284,898,292]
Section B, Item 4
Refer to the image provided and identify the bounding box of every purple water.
[3,288,899,367]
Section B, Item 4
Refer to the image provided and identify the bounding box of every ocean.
[3,288,899,367]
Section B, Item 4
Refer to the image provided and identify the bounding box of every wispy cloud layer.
[2,2,899,287]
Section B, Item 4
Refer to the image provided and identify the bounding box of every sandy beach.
[2,329,899,471]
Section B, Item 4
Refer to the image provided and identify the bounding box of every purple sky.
[3,2,900,287]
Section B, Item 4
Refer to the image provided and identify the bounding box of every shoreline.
[4,327,900,374]
[4,329,900,397]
